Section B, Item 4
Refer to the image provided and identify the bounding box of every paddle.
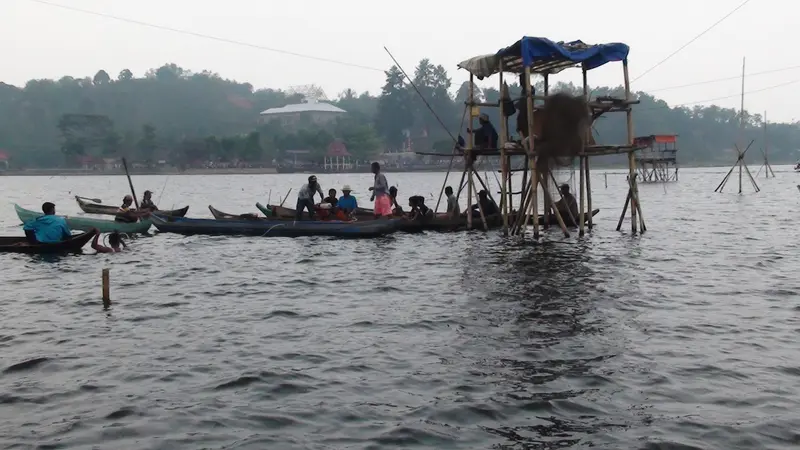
[76,196,103,203]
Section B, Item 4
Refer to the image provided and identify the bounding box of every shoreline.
[0,163,793,177]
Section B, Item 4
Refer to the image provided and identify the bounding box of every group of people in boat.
[22,202,126,253]
[293,161,511,224]
[20,189,163,252]
[115,190,159,223]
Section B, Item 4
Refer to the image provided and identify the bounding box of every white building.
[259,99,346,128]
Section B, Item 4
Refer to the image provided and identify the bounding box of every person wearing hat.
[296,175,324,220]
[140,190,158,211]
[338,184,358,216]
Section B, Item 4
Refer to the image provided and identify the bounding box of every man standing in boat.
[368,162,392,219]
[296,175,324,220]
[23,202,72,244]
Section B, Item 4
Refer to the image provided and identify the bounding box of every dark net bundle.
[537,93,592,170]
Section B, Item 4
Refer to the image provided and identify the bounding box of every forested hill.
[0,61,797,168]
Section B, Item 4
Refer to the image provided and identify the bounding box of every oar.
[76,195,103,203]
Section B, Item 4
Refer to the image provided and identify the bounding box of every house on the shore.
[0,150,9,169]
[259,99,346,130]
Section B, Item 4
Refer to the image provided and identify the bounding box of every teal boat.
[14,204,152,234]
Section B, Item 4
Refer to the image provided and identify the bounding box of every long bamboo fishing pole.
[122,157,140,210]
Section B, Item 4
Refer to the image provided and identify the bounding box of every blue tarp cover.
[507,37,629,71]
[457,37,629,78]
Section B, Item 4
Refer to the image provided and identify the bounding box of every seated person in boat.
[554,183,578,222]
[323,188,338,207]
[470,190,498,217]
[296,175,324,220]
[140,190,158,211]
[23,202,72,244]
[91,230,126,253]
[338,185,358,215]
[445,186,460,219]
[408,196,434,222]
[115,195,139,223]
[389,186,403,216]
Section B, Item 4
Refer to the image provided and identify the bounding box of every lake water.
[1,167,799,449]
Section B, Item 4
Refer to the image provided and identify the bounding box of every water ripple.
[1,170,799,449]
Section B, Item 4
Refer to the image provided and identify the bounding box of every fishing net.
[537,93,591,172]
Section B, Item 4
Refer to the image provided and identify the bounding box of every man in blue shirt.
[23,202,72,243]
[337,185,358,215]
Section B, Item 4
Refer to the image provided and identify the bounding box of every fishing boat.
[262,203,374,219]
[208,205,263,220]
[0,229,98,254]
[151,214,400,238]
[14,204,152,234]
[75,196,189,217]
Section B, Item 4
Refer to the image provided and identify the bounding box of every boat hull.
[75,196,189,217]
[15,204,152,234]
[151,214,399,238]
[262,203,374,219]
[0,229,98,254]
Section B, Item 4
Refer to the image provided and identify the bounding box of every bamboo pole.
[581,65,590,233]
[467,75,475,230]
[524,67,539,239]
[585,156,593,230]
[622,60,637,233]
[579,156,586,236]
[499,63,509,235]
[616,189,630,231]
[121,157,140,210]
[738,57,745,194]
[541,177,570,237]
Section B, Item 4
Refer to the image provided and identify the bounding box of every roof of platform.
[457,37,629,79]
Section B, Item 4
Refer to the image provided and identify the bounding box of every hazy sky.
[3,0,798,122]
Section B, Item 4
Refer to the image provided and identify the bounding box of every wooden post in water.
[102,268,110,308]
[523,67,539,240]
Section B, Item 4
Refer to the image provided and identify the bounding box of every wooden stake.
[579,156,586,236]
[499,62,509,236]
[102,268,110,308]
[523,67,540,240]
[585,156,593,230]
[623,60,637,233]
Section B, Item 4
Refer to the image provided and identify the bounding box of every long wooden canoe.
[15,204,152,234]
[0,229,98,254]
[75,196,189,217]
[151,214,399,238]
[208,205,263,220]
[263,203,374,219]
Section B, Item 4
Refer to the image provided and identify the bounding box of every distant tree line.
[0,61,797,168]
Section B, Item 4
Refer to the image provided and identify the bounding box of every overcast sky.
[3,0,798,122]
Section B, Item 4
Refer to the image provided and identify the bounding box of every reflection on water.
[1,169,800,449]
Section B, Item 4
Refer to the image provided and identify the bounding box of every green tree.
[117,69,133,82]
[375,66,413,150]
[93,70,111,86]
[137,124,157,164]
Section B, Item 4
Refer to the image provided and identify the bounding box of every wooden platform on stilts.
[424,36,647,239]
